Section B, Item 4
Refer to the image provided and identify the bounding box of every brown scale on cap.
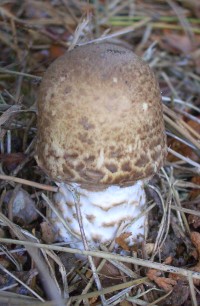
[36,43,167,189]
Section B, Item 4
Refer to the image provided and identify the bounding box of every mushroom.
[36,43,167,249]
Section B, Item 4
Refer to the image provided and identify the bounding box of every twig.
[0,262,44,302]
[1,238,200,281]
[167,148,200,171]
[188,271,198,306]
[0,213,64,305]
[0,174,58,192]
[0,68,41,80]
[78,17,151,46]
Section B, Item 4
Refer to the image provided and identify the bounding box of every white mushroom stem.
[52,180,147,249]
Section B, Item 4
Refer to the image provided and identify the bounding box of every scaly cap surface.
[36,43,167,188]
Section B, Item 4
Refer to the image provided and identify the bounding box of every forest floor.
[0,1,200,305]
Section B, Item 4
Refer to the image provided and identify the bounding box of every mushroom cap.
[36,43,167,188]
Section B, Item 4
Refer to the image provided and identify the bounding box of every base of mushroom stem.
[51,180,147,250]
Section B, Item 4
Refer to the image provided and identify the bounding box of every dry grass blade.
[70,277,148,303]
[0,213,65,305]
[167,0,195,40]
[163,96,200,113]
[148,181,171,260]
[164,107,200,151]
[0,0,200,304]
[168,148,200,171]
[106,285,136,305]
[0,105,21,126]
[188,271,198,306]
[0,68,42,80]
[0,262,43,301]
[0,174,58,192]
[0,105,21,140]
[148,290,173,306]
[68,18,90,50]
[0,238,200,281]
[79,17,151,45]
[171,205,200,217]
[0,291,39,305]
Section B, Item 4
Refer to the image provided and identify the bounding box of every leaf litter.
[0,0,200,305]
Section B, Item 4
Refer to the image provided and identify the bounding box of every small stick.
[167,148,200,171]
[0,174,58,192]
[1,238,200,280]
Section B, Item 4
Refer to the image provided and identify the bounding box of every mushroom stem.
[52,180,147,249]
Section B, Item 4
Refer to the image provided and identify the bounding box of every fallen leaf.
[160,34,196,55]
[120,301,132,306]
[49,44,66,60]
[181,0,200,18]
[89,296,98,305]
[12,249,27,266]
[24,1,50,18]
[167,118,200,163]
[191,231,200,256]
[147,269,177,292]
[164,256,173,265]
[145,243,155,255]
[0,153,26,172]
[115,232,132,251]
[189,176,200,199]
[191,48,200,74]
[3,189,39,224]
[169,232,200,286]
[93,257,121,277]
[0,257,10,268]
[164,280,189,305]
[188,214,200,229]
[0,273,15,288]
[41,221,57,244]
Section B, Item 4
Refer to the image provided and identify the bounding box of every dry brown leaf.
[115,232,131,251]
[0,257,10,268]
[0,273,15,288]
[0,105,21,140]
[164,280,189,305]
[12,250,27,266]
[0,153,26,172]
[40,221,57,244]
[188,214,200,229]
[93,258,121,277]
[160,34,196,55]
[14,269,38,286]
[167,139,199,162]
[145,243,155,255]
[147,269,177,292]
[3,189,39,225]
[191,231,200,256]
[167,118,200,162]
[169,232,200,285]
[164,256,173,265]
[120,301,132,306]
[89,296,98,305]
[191,49,200,74]
[181,0,200,18]
[49,44,66,60]
[189,176,200,200]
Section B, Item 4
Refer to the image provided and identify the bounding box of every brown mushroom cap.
[36,43,167,188]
